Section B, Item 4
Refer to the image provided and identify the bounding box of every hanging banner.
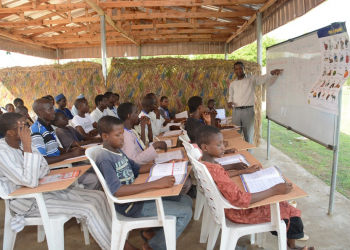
[307,22,349,115]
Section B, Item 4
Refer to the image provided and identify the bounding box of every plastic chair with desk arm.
[0,185,90,250]
[187,153,287,250]
[85,145,177,250]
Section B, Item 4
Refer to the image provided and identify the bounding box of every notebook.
[162,130,182,137]
[39,170,81,184]
[149,139,172,148]
[239,166,286,193]
[215,154,250,166]
[175,111,188,119]
[154,149,185,164]
[146,161,189,185]
[215,109,226,120]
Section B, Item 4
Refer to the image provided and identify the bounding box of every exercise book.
[162,130,182,137]
[155,149,185,164]
[215,154,250,166]
[39,170,81,184]
[240,166,286,193]
[149,139,172,148]
[175,111,188,119]
[146,161,189,185]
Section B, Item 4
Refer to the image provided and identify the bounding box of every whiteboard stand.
[267,119,271,160]
[328,88,342,215]
[266,88,343,215]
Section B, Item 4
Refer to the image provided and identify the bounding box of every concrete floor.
[1,139,349,250]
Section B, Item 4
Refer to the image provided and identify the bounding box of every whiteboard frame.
[266,29,337,149]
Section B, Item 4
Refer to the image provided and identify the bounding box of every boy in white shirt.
[72,98,98,138]
[90,94,108,122]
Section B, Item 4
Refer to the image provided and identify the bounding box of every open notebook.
[215,154,250,166]
[146,161,189,185]
[39,170,81,184]
[154,149,185,164]
[162,130,182,137]
[149,139,172,148]
[239,166,286,193]
[175,111,188,119]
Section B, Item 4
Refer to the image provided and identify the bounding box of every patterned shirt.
[159,107,171,119]
[203,162,301,224]
[30,118,60,157]
[95,148,143,217]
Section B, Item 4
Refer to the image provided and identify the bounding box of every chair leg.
[206,222,220,250]
[164,218,176,250]
[220,229,237,250]
[256,232,266,248]
[50,219,65,250]
[3,210,17,250]
[82,222,90,245]
[277,221,287,250]
[194,190,205,221]
[199,204,210,243]
[37,225,46,242]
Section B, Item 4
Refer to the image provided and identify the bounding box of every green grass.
[262,111,350,199]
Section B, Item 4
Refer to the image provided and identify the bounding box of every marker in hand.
[172,160,175,176]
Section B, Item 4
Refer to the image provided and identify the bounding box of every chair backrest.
[187,154,241,226]
[85,145,124,220]
[179,124,187,135]
[179,134,193,152]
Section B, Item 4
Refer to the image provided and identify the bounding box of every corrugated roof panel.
[228,0,326,53]
[0,37,56,59]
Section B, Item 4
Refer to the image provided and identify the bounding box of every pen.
[172,160,175,175]
[75,141,84,150]
[155,136,160,141]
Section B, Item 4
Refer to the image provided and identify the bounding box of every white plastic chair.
[85,145,177,250]
[179,134,193,152]
[1,189,90,250]
[187,154,287,250]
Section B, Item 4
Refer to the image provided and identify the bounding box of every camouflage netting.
[0,62,105,113]
[106,58,262,146]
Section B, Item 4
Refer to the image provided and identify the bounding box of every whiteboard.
[266,32,336,147]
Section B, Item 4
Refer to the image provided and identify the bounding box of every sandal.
[140,230,149,242]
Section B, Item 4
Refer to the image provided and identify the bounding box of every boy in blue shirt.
[95,116,192,250]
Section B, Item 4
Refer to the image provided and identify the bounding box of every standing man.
[228,61,283,149]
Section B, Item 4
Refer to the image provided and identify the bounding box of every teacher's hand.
[271,69,284,75]
[228,102,233,109]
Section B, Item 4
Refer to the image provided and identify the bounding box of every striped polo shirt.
[30,118,60,157]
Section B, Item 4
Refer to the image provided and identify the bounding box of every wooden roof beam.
[82,0,139,46]
[226,0,277,43]
[0,0,266,14]
[0,29,57,49]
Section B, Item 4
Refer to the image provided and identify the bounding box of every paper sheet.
[82,143,101,148]
[155,150,184,164]
[162,130,182,137]
[62,155,86,162]
[175,111,188,119]
[147,161,188,185]
[215,109,226,120]
[215,154,250,166]
[166,122,182,127]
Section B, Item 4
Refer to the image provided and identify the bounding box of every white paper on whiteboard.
[215,109,226,120]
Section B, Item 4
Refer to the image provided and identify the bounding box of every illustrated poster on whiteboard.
[307,22,349,115]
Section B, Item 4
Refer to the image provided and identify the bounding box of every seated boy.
[207,99,215,112]
[15,105,34,126]
[30,98,100,190]
[159,96,186,123]
[71,94,85,116]
[138,95,164,137]
[196,125,315,250]
[53,112,101,149]
[13,98,24,108]
[5,103,15,113]
[184,96,216,130]
[0,112,114,250]
[95,116,193,250]
[104,91,119,117]
[71,98,99,138]
[54,93,74,119]
[118,102,166,164]
[90,94,109,122]
[114,93,120,108]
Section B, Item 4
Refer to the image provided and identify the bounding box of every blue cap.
[55,93,65,102]
[77,94,85,99]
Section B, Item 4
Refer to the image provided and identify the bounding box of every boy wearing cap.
[55,93,74,119]
[71,94,85,116]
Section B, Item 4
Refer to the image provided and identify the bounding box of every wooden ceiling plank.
[226,0,276,43]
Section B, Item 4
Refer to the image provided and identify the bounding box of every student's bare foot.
[140,229,156,241]
[124,241,139,250]
[142,242,153,250]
